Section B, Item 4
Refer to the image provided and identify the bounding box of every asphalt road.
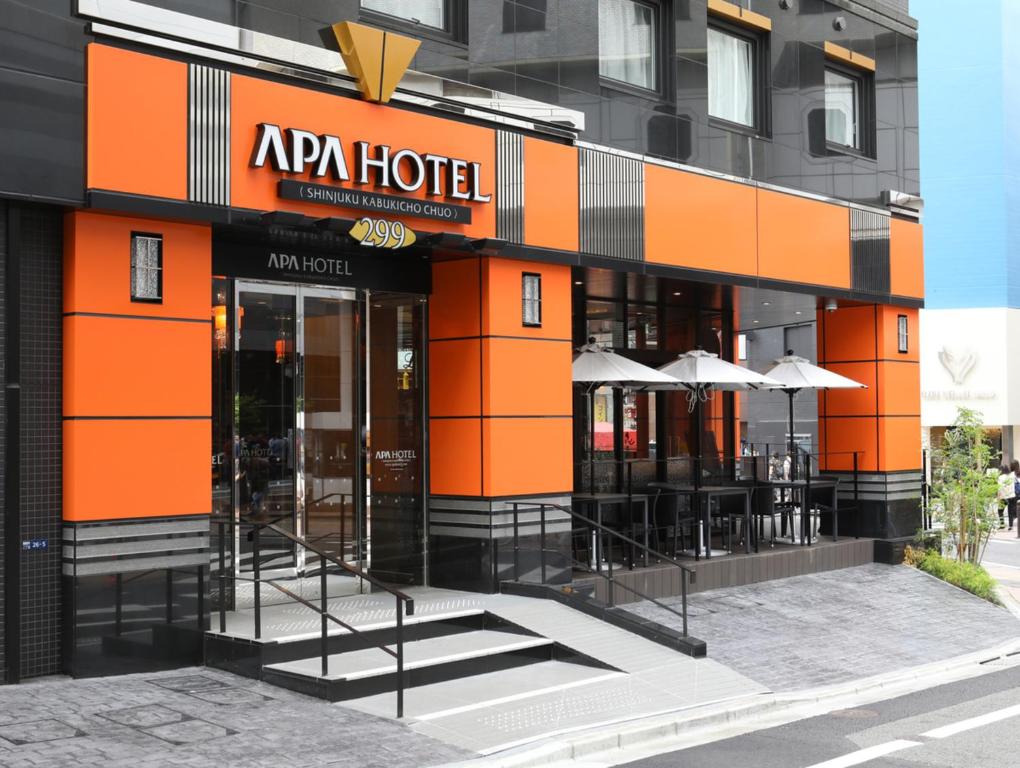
[986,534,1020,568]
[623,663,1020,768]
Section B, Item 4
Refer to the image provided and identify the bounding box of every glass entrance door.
[234,282,360,585]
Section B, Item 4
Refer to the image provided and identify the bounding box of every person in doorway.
[997,463,1015,530]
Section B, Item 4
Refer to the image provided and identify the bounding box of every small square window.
[897,315,908,353]
[522,273,542,327]
[131,233,163,303]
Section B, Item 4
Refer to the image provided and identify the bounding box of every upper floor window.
[598,0,658,91]
[362,0,445,30]
[708,26,755,128]
[825,68,861,149]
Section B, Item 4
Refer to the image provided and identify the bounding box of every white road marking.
[921,702,1020,739]
[983,561,1020,571]
[802,740,922,768]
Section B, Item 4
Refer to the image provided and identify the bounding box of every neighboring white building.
[920,308,1020,460]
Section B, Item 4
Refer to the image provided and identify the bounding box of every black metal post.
[607,536,614,607]
[218,520,227,633]
[253,525,262,640]
[788,390,797,481]
[540,504,547,584]
[804,453,812,546]
[165,569,174,623]
[853,451,860,539]
[197,566,205,630]
[396,595,405,719]
[321,561,328,677]
[115,574,123,636]
[681,571,688,637]
[512,503,520,581]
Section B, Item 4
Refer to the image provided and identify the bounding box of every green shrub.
[909,549,1002,605]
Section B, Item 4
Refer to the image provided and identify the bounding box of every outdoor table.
[645,484,752,560]
[571,492,651,569]
[770,478,839,545]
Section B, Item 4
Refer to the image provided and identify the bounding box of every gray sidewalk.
[0,667,468,768]
[626,562,1020,692]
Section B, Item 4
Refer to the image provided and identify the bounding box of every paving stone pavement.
[0,667,470,768]
[626,562,1020,692]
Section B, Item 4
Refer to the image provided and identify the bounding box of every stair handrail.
[506,501,694,638]
[213,516,413,718]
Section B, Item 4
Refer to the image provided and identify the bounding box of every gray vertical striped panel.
[850,208,890,293]
[579,147,644,261]
[496,130,525,242]
[188,64,231,206]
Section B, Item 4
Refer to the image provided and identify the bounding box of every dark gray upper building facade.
[0,0,918,208]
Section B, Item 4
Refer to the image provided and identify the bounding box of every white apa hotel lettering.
[251,123,491,203]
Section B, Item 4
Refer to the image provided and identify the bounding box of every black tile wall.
[15,204,63,679]
[0,201,6,683]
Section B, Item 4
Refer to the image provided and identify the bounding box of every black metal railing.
[213,517,415,718]
[506,501,696,637]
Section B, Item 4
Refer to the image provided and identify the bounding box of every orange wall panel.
[65,212,211,320]
[65,317,210,417]
[820,416,878,472]
[430,258,480,339]
[429,339,481,417]
[820,362,877,416]
[483,417,572,496]
[879,416,922,471]
[818,305,876,363]
[877,361,920,417]
[230,73,496,237]
[65,419,210,521]
[87,45,187,200]
[481,258,571,339]
[890,219,924,299]
[876,305,919,362]
[758,190,850,288]
[430,418,482,496]
[482,338,572,416]
[523,138,578,252]
[646,165,757,276]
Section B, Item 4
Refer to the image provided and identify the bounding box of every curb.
[436,637,1020,768]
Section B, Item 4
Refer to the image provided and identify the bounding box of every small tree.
[931,407,1000,563]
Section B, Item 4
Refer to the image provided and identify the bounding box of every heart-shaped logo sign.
[938,347,976,386]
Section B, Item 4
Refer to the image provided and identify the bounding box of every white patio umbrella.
[763,351,867,475]
[647,350,783,488]
[572,339,678,491]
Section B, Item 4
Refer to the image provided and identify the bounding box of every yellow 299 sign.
[349,217,417,249]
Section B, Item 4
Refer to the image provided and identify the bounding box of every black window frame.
[897,314,908,354]
[597,0,667,99]
[130,231,163,304]
[706,17,772,139]
[824,60,876,159]
[360,0,468,46]
[522,272,543,328]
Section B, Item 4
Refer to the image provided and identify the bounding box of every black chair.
[647,483,697,557]
[807,475,842,540]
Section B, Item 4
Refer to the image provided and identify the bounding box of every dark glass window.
[522,273,542,326]
[130,233,162,302]
[708,27,754,127]
[598,0,658,91]
[362,0,445,29]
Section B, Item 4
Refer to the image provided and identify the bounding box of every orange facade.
[429,257,573,498]
[63,211,212,521]
[817,304,921,473]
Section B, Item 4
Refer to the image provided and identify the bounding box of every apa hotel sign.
[250,123,490,224]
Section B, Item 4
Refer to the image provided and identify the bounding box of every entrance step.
[342,659,626,720]
[260,629,609,702]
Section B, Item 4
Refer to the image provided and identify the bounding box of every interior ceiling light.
[762,301,771,306]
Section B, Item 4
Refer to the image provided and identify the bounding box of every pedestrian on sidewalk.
[1012,459,1020,534]
[997,463,1015,530]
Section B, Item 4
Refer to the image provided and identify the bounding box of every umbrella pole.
[694,388,703,492]
[788,389,797,481]
[589,385,596,492]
